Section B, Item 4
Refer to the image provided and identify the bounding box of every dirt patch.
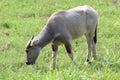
[1,23,10,28]
[2,30,10,36]
[18,13,35,18]
[0,42,11,51]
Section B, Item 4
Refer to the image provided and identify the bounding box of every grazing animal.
[25,5,98,68]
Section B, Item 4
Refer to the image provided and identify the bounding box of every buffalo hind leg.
[92,41,97,61]
[92,24,97,60]
[84,34,93,65]
[52,44,58,69]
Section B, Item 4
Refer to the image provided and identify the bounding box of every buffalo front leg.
[64,41,78,66]
[64,41,74,61]
[52,44,58,69]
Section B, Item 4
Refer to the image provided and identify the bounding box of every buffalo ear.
[31,35,34,40]
[26,35,34,49]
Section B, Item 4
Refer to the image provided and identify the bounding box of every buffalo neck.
[35,27,53,48]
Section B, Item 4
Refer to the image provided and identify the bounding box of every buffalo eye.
[26,49,29,53]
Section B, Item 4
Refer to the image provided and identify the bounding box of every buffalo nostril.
[26,61,34,65]
[26,61,31,65]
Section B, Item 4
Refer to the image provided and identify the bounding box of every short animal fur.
[25,5,98,68]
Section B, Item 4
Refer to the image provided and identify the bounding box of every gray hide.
[26,5,98,67]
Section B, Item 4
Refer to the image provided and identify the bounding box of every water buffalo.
[25,5,98,68]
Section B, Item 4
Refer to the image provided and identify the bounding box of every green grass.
[0,0,120,80]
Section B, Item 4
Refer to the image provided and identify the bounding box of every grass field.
[0,0,120,80]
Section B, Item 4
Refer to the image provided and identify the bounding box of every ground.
[0,0,120,80]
